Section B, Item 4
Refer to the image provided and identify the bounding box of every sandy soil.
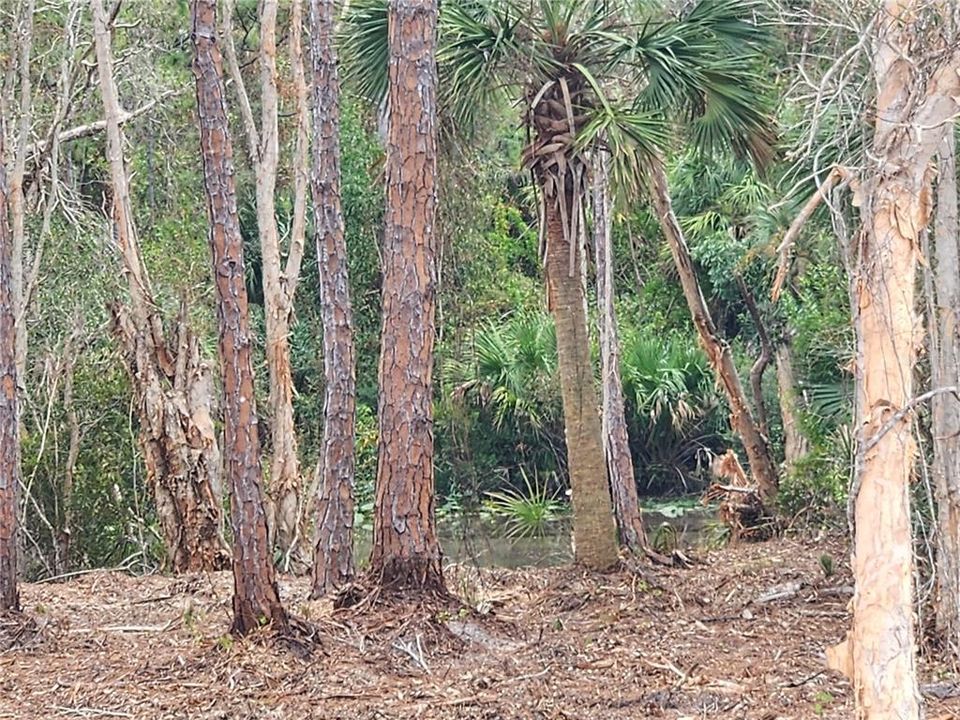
[0,535,957,719]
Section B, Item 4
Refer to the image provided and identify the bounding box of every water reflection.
[353,507,714,569]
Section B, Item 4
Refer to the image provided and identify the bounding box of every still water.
[353,507,713,569]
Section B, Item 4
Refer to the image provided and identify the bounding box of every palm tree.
[346,0,773,567]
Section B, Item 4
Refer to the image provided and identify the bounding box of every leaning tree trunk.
[649,159,779,506]
[0,118,20,612]
[309,0,356,598]
[191,0,288,635]
[826,4,960,716]
[92,0,227,572]
[592,152,644,551]
[930,129,960,653]
[370,0,445,593]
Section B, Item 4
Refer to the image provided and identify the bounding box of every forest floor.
[1,535,958,719]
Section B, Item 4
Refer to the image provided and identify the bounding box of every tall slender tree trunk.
[309,0,356,598]
[191,0,287,635]
[826,4,960,716]
[592,153,644,552]
[370,0,444,593]
[774,339,808,468]
[648,159,779,506]
[92,0,227,572]
[220,0,308,562]
[544,190,619,569]
[930,129,960,653]
[9,0,33,386]
[256,0,303,561]
[0,114,20,612]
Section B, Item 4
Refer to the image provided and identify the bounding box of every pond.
[354,503,717,569]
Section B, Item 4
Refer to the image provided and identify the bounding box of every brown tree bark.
[92,0,227,573]
[370,0,445,593]
[649,159,779,507]
[825,3,960,716]
[0,113,20,612]
[220,0,308,563]
[737,276,773,439]
[191,0,288,635]
[309,0,356,598]
[930,129,960,654]
[592,152,644,552]
[543,191,619,569]
[774,339,808,468]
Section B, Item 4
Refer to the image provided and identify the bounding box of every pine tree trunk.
[930,129,960,652]
[255,0,303,561]
[0,119,20,612]
[648,159,779,506]
[309,0,356,598]
[191,0,287,634]
[592,153,644,552]
[544,189,619,569]
[774,340,808,468]
[826,4,960,715]
[370,0,444,593]
[92,0,227,573]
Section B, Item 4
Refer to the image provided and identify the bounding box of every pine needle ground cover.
[1,536,958,719]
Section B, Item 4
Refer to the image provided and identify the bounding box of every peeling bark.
[649,159,779,507]
[309,0,356,598]
[191,0,288,634]
[0,112,20,612]
[370,0,445,593]
[930,128,960,653]
[92,0,227,573]
[827,3,960,716]
[592,152,644,552]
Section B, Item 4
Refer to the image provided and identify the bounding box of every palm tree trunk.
[648,158,778,506]
[92,0,227,572]
[309,0,356,598]
[544,187,619,569]
[930,129,960,653]
[191,0,287,635]
[0,118,19,612]
[592,153,644,551]
[370,0,444,593]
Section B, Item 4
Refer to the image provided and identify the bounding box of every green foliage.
[483,469,567,538]
[620,328,725,492]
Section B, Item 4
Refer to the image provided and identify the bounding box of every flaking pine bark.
[370,0,445,592]
[191,0,288,635]
[220,0,309,566]
[309,0,357,598]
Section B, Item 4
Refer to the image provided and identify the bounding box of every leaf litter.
[0,535,957,719]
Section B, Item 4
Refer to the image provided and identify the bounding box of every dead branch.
[771,166,851,302]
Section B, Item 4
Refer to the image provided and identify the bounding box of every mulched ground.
[0,535,958,719]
